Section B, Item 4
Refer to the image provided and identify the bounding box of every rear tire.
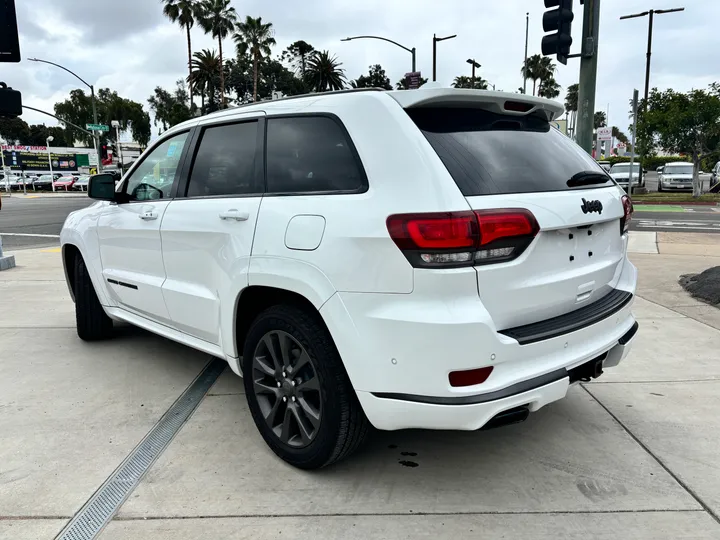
[243,305,369,469]
[74,255,113,341]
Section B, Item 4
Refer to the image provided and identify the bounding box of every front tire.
[243,305,369,469]
[74,255,113,341]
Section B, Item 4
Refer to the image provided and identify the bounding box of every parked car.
[72,175,91,191]
[60,88,638,468]
[54,176,77,190]
[658,162,694,192]
[609,162,644,189]
[596,160,611,173]
[711,161,720,186]
[32,173,61,190]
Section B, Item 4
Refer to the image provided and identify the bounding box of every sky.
[3,0,719,142]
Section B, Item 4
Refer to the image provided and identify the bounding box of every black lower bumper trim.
[372,368,566,406]
[499,289,634,345]
[618,321,639,345]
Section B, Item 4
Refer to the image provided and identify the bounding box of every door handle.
[139,211,158,220]
[219,209,249,221]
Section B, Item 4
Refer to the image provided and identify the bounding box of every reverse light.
[387,209,539,268]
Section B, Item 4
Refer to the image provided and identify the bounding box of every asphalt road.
[0,195,94,250]
[632,205,720,233]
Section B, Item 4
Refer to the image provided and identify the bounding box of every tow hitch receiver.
[568,354,606,383]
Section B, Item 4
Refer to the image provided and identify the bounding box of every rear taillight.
[620,195,633,234]
[386,209,538,268]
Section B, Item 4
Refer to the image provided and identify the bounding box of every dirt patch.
[680,267,720,306]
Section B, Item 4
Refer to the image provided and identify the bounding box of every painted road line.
[40,247,62,253]
[0,232,61,238]
[636,220,720,227]
[633,205,685,213]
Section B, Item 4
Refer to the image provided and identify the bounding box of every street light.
[466,59,481,88]
[432,34,457,82]
[341,35,416,73]
[46,136,55,193]
[27,57,103,172]
[619,6,684,187]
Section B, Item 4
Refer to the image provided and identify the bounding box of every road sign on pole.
[86,123,109,131]
[596,127,612,141]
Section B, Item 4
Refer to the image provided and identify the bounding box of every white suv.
[60,88,638,469]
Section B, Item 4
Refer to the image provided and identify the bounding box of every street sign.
[86,123,109,131]
[596,127,612,141]
[404,71,422,90]
[88,153,98,166]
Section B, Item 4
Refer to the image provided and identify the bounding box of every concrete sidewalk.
[1,245,719,539]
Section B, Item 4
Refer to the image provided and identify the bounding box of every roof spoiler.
[389,88,565,122]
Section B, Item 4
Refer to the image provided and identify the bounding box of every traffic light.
[0,83,22,118]
[101,145,108,160]
[541,0,574,65]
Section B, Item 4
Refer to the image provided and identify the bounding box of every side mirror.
[88,174,117,201]
[643,169,648,174]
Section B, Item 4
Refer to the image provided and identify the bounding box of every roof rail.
[202,87,386,118]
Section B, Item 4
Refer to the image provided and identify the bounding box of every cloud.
[4,0,719,139]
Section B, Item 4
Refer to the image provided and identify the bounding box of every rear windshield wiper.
[566,171,611,187]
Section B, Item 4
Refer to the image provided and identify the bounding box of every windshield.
[664,165,693,175]
[407,107,612,195]
[610,163,640,173]
[38,175,52,181]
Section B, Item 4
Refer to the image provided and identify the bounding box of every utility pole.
[628,89,639,196]
[619,7,684,187]
[576,0,601,155]
[523,13,529,94]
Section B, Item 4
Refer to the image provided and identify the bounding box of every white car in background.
[658,162,694,192]
[609,162,644,189]
[60,88,638,469]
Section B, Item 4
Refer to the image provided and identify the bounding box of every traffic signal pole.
[576,0,601,155]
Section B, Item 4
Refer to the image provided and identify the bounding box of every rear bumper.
[321,259,638,431]
[359,323,637,431]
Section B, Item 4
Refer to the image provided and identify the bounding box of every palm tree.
[162,0,201,108]
[521,54,555,96]
[233,16,276,102]
[305,51,346,92]
[189,49,221,114]
[538,77,561,99]
[198,0,236,107]
[594,111,607,129]
[452,75,488,90]
[565,83,579,138]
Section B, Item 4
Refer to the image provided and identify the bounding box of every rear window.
[664,165,693,175]
[407,107,611,196]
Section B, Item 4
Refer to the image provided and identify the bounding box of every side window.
[266,116,365,194]
[185,121,259,197]
[124,132,189,201]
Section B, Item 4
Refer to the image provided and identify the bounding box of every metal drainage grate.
[56,359,226,540]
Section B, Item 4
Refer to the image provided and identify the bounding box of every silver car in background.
[658,162,693,192]
[609,162,644,189]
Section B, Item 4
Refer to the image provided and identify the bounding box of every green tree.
[233,16,276,102]
[281,40,315,77]
[0,117,31,144]
[162,0,202,108]
[148,80,193,132]
[640,87,720,197]
[305,51,346,92]
[521,54,555,96]
[594,111,607,129]
[351,64,392,90]
[189,49,222,114]
[198,0,236,107]
[55,88,150,147]
[565,83,578,113]
[452,75,488,90]
[538,77,561,99]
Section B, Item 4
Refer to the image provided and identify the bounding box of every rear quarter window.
[407,107,612,196]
